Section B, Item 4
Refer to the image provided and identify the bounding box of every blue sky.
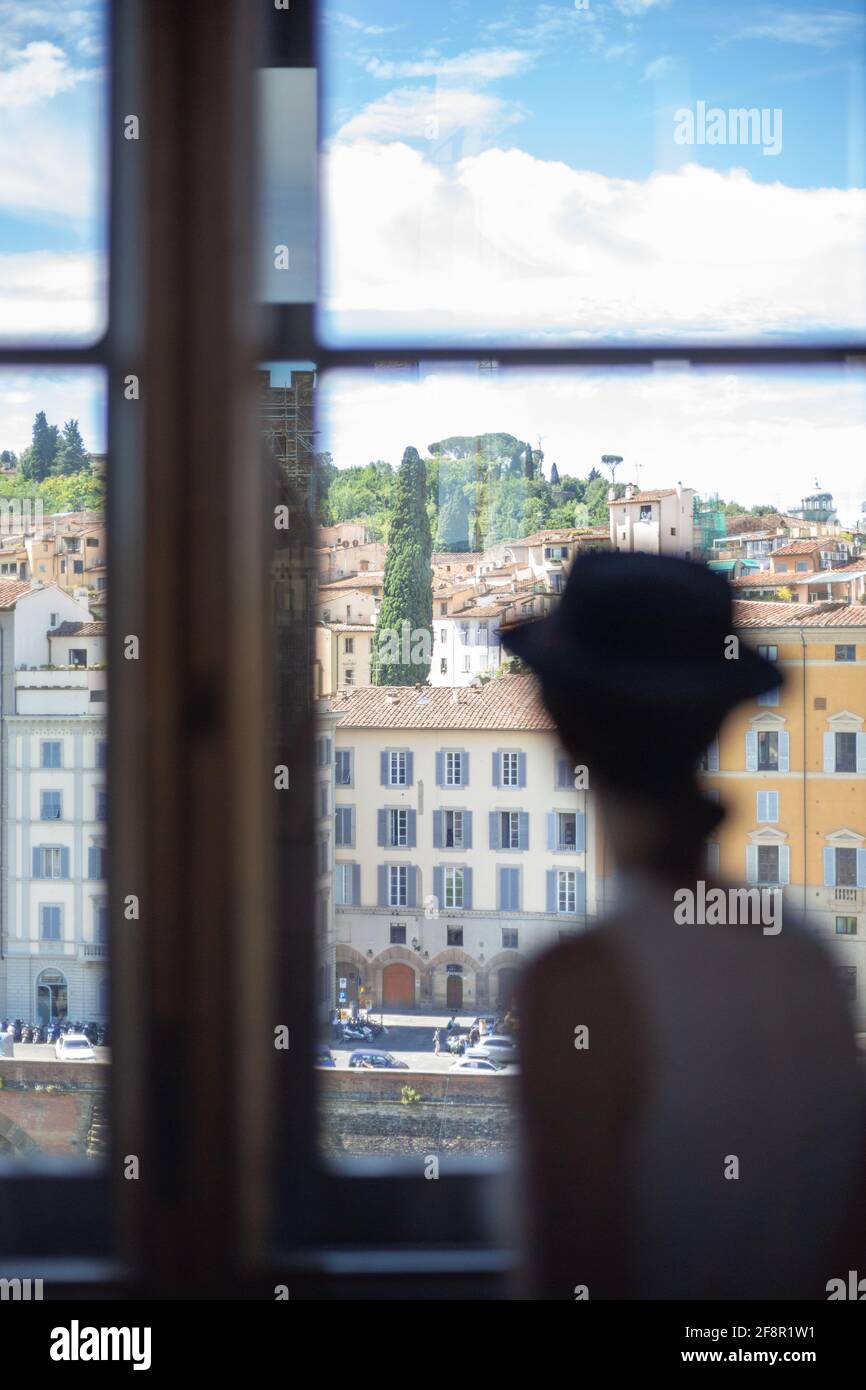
[320,0,866,343]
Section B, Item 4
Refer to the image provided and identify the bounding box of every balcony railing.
[834,886,859,903]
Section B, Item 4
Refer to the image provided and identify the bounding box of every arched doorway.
[446,969,463,1009]
[497,967,521,1011]
[383,962,415,1007]
[36,969,68,1024]
[335,964,361,1008]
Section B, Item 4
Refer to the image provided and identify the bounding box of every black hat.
[501,551,781,709]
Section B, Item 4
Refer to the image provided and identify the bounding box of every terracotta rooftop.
[51,621,104,637]
[770,538,851,557]
[791,559,866,580]
[728,574,790,589]
[734,601,866,628]
[318,573,384,591]
[328,673,555,731]
[0,580,32,608]
[608,488,679,505]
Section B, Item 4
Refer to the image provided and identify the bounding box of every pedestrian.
[433,1027,441,1056]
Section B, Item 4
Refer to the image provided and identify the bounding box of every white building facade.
[328,677,597,1012]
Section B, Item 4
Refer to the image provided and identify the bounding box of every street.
[326,1009,505,1071]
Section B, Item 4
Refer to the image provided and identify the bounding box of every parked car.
[464,1035,518,1065]
[471,1015,498,1034]
[347,1050,408,1070]
[315,1047,336,1069]
[449,1057,503,1073]
[54,1033,95,1062]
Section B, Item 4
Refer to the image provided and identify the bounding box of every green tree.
[53,419,90,475]
[0,450,17,468]
[20,411,59,482]
[549,461,560,487]
[372,447,433,685]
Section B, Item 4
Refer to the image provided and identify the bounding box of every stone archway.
[372,946,420,1011]
[426,948,479,1012]
[335,944,370,1009]
[482,952,530,1012]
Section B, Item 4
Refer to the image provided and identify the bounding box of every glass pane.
[259,69,317,302]
[0,368,108,1161]
[265,357,866,1165]
[0,1,108,344]
[318,0,866,345]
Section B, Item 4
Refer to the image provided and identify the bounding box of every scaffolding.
[257,368,318,507]
[693,493,726,557]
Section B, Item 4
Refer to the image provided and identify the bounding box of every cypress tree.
[372,446,433,685]
[53,419,90,475]
[26,411,59,482]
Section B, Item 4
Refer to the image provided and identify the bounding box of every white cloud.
[322,143,866,340]
[0,40,91,108]
[326,9,401,37]
[737,10,865,48]
[0,252,106,343]
[337,87,524,143]
[613,0,670,14]
[366,48,532,83]
[642,55,676,81]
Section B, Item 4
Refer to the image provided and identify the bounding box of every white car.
[54,1033,95,1062]
[450,1057,503,1073]
[464,1035,518,1065]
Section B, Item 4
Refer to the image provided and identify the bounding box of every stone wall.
[319,1068,516,1158]
[0,1059,108,1157]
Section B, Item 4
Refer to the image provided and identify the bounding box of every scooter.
[341,1022,373,1042]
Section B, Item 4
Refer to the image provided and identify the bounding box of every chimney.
[625,483,637,500]
[607,486,616,502]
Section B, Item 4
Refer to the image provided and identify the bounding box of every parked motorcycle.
[341,1022,373,1042]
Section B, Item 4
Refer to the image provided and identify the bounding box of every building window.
[439,628,447,643]
[445,751,463,786]
[343,668,355,686]
[335,749,352,786]
[500,811,520,849]
[96,740,108,770]
[757,731,779,771]
[501,752,519,787]
[444,810,464,849]
[40,790,62,821]
[388,750,407,785]
[88,845,106,879]
[95,902,109,944]
[334,862,355,906]
[95,790,108,822]
[344,637,354,654]
[557,811,577,849]
[389,865,408,907]
[447,926,464,946]
[462,655,471,673]
[502,927,519,950]
[557,870,577,913]
[390,924,406,945]
[40,905,62,941]
[836,916,858,936]
[335,806,353,847]
[35,847,66,879]
[835,645,855,662]
[639,505,652,522]
[834,732,857,772]
[41,740,62,769]
[69,648,88,666]
[835,847,858,888]
[444,867,464,909]
[756,791,779,823]
[440,658,447,674]
[757,844,780,885]
[389,808,408,847]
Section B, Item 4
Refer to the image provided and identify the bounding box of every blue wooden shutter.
[61,847,70,878]
[745,731,757,771]
[510,867,520,911]
[575,870,586,915]
[546,812,556,851]
[746,844,758,884]
[32,847,43,879]
[352,863,361,905]
[823,846,836,886]
[518,811,529,850]
[463,867,473,909]
[432,810,443,849]
[463,811,473,849]
[377,865,388,906]
[778,732,790,773]
[768,792,778,822]
[492,752,501,788]
[461,751,469,788]
[517,752,527,788]
[435,751,444,787]
[405,752,414,785]
[856,733,866,773]
[407,810,417,848]
[575,811,586,852]
[489,811,499,849]
[757,791,767,822]
[377,809,387,847]
[823,732,835,773]
[433,865,444,908]
[556,757,571,789]
[380,751,388,785]
[857,848,866,888]
[546,869,557,913]
[407,866,417,908]
[778,845,790,886]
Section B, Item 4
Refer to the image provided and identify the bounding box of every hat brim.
[502,613,782,708]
